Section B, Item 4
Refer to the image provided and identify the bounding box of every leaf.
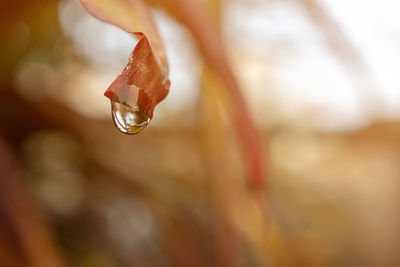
[78,0,169,119]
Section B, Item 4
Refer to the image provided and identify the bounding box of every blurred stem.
[0,137,65,267]
[200,66,241,267]
[154,0,266,198]
[0,228,23,267]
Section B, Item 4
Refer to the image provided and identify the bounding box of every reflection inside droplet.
[111,101,150,134]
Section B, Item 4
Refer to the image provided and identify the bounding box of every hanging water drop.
[111,101,150,135]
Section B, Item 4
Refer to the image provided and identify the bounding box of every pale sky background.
[56,0,400,132]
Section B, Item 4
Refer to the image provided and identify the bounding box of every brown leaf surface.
[78,0,169,118]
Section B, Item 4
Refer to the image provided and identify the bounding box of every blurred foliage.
[1,0,400,267]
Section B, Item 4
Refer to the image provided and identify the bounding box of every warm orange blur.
[1,0,400,266]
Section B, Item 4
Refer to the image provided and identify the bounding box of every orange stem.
[0,137,65,267]
[157,0,266,196]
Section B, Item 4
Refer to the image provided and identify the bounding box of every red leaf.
[78,0,170,125]
[104,33,169,119]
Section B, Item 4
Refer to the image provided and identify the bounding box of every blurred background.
[1,0,400,266]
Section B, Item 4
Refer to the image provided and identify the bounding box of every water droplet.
[111,101,150,135]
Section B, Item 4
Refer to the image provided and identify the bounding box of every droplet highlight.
[111,101,150,135]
